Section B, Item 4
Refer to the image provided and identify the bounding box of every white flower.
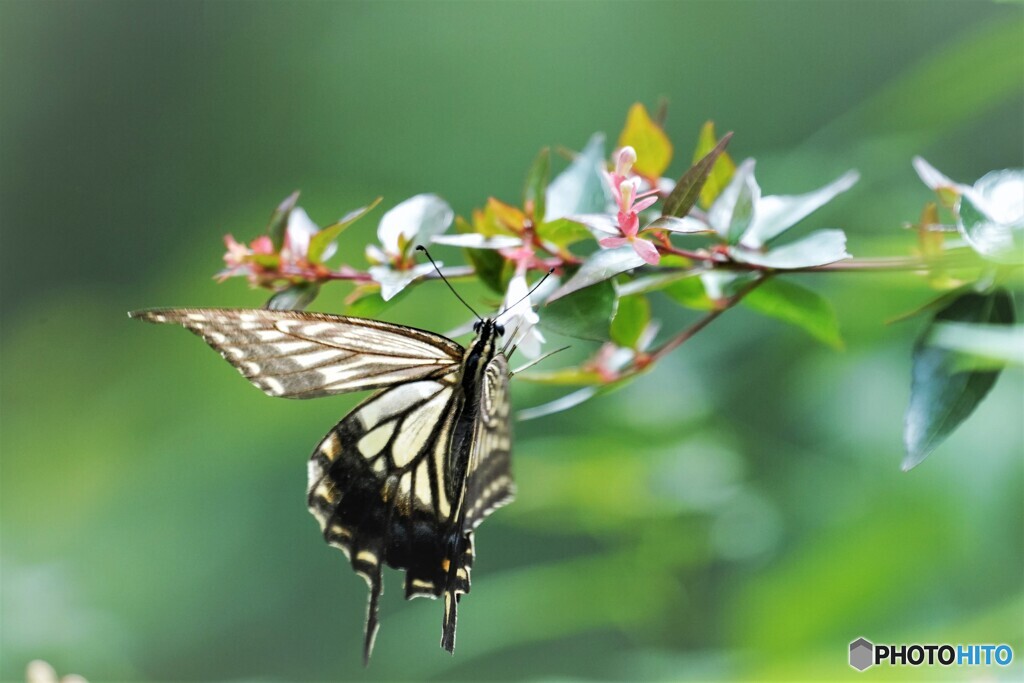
[913,157,1023,263]
[367,262,437,302]
[707,159,858,268]
[498,275,545,359]
[365,194,454,300]
[372,194,454,260]
[280,207,337,263]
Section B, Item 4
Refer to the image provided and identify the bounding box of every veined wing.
[464,354,515,530]
[130,308,464,398]
[441,354,514,653]
[307,376,469,664]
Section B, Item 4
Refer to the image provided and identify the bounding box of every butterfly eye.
[472,320,482,333]
[495,324,505,336]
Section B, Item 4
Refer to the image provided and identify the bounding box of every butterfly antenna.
[498,268,555,319]
[416,245,481,321]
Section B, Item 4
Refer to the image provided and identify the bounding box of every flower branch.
[208,102,1021,461]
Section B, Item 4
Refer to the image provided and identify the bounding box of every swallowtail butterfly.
[130,304,516,663]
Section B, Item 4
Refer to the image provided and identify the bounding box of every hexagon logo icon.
[849,637,874,671]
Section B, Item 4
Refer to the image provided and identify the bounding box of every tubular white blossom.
[499,275,545,359]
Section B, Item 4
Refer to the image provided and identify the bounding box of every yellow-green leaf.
[536,217,592,248]
[692,121,736,208]
[618,103,673,178]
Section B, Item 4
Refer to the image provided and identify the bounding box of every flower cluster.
[596,147,662,264]
[913,157,1023,263]
[209,102,1018,439]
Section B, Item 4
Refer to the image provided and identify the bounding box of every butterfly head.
[473,319,505,337]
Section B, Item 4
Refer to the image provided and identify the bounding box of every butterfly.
[129,304,517,664]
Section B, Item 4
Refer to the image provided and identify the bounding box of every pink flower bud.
[250,236,274,254]
[619,179,635,213]
[616,146,637,177]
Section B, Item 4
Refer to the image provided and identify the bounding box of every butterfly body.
[130,309,514,663]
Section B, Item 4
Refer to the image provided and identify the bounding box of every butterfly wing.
[440,353,514,653]
[134,307,515,662]
[129,308,464,397]
[307,375,469,664]
[464,354,515,530]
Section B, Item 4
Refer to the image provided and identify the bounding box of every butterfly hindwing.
[307,375,470,664]
[464,354,515,530]
[439,353,513,652]
[130,308,464,397]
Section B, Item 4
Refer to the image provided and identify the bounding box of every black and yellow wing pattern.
[130,308,514,663]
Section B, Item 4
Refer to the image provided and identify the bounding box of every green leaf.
[345,285,409,318]
[618,103,673,178]
[265,283,320,311]
[610,294,650,349]
[470,247,514,296]
[662,132,733,218]
[662,274,716,311]
[692,121,736,209]
[540,279,616,341]
[523,147,550,221]
[536,217,593,248]
[742,278,844,349]
[308,197,382,263]
[267,190,300,250]
[729,229,850,269]
[453,216,512,295]
[548,247,645,301]
[903,289,1015,470]
[725,169,757,244]
[930,322,1024,370]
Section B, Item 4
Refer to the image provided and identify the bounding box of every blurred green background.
[2,1,1022,681]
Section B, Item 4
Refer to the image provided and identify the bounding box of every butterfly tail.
[363,571,382,666]
[441,589,458,653]
[440,532,474,653]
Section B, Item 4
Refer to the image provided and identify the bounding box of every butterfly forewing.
[130,308,463,397]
